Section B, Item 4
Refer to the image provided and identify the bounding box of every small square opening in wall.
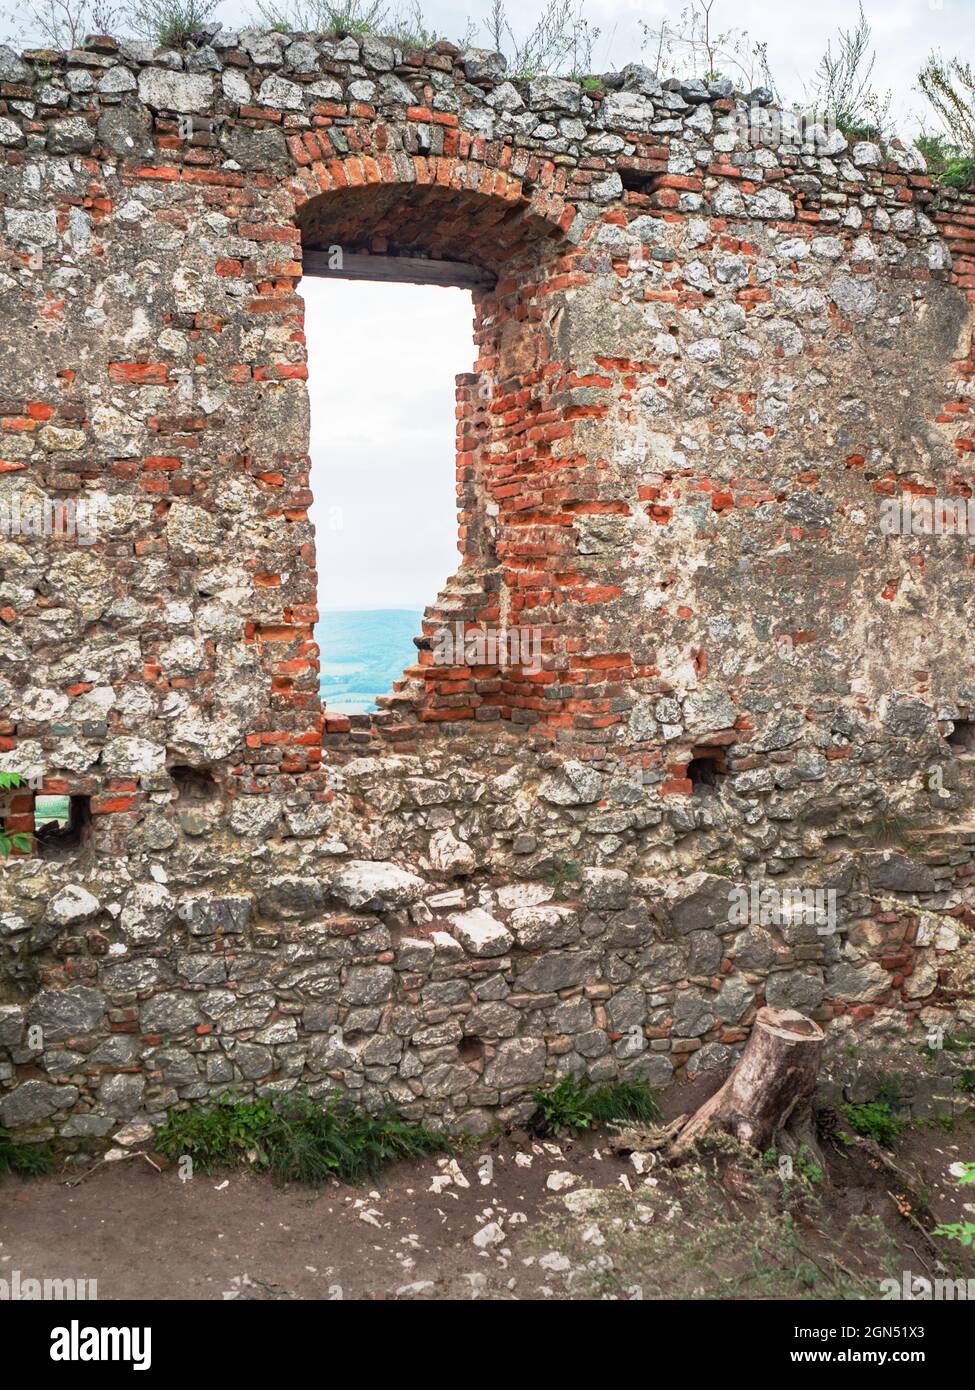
[618,165,660,197]
[687,753,727,797]
[947,719,975,753]
[35,794,90,856]
[458,1036,484,1064]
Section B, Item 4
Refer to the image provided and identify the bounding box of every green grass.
[932,1033,975,1097]
[922,1029,975,1059]
[0,1128,56,1178]
[915,134,975,191]
[34,794,69,829]
[527,1149,894,1300]
[934,1162,975,1249]
[914,1114,958,1134]
[762,1143,825,1186]
[833,117,883,142]
[546,859,580,898]
[920,1032,975,1104]
[842,1100,906,1148]
[532,1074,660,1136]
[123,0,221,48]
[154,1091,451,1185]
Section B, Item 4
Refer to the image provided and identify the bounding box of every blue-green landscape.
[317,609,423,715]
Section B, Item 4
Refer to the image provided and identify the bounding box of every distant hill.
[317,609,423,715]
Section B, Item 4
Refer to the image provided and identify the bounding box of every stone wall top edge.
[0,25,968,208]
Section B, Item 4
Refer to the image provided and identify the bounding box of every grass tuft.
[0,1127,56,1178]
[154,1090,451,1185]
[532,1074,660,1136]
[842,1100,905,1148]
[915,134,975,191]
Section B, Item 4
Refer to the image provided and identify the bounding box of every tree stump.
[668,1007,826,1162]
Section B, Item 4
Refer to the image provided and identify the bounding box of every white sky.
[5,0,975,610]
[1,0,959,130]
[303,278,473,611]
[569,0,973,133]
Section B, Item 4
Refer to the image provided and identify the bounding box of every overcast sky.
[303,278,472,611]
[5,0,974,611]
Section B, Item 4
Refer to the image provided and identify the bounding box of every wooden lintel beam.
[302,249,496,291]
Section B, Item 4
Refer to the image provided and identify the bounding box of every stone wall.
[1,834,974,1138]
[0,26,974,1142]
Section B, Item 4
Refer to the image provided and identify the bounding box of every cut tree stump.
[668,1007,826,1162]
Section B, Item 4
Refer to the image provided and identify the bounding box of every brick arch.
[287,150,577,251]
[289,154,589,737]
[297,181,565,274]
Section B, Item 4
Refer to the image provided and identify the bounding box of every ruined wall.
[0,28,973,1143]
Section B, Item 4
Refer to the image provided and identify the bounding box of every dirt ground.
[3,1095,974,1301]
[2,1130,629,1301]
